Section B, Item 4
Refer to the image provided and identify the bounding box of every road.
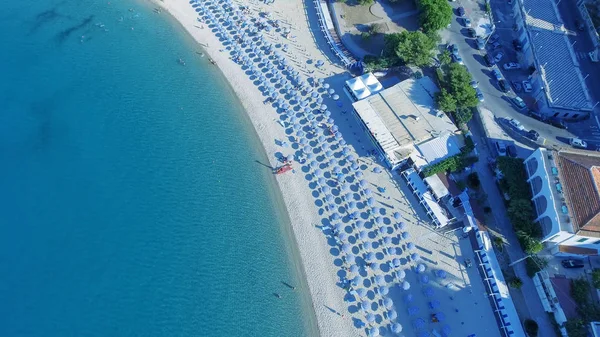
[440,0,580,150]
[440,0,558,335]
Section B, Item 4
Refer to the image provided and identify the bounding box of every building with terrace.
[351,77,462,170]
[513,0,594,118]
[344,72,384,101]
[524,148,600,256]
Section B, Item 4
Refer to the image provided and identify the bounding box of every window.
[594,240,600,245]
[553,112,559,117]
[577,238,589,243]
[573,114,579,119]
[547,234,560,242]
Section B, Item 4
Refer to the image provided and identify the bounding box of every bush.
[524,319,539,337]
[572,278,591,304]
[417,0,453,33]
[508,277,523,289]
[525,256,548,277]
[593,269,600,289]
[464,135,475,152]
[421,153,477,177]
[467,172,480,189]
[452,107,474,125]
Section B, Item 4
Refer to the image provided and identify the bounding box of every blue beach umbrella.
[421,275,429,284]
[392,258,401,267]
[379,285,389,295]
[388,309,398,320]
[356,220,365,229]
[356,288,367,297]
[411,253,420,261]
[363,241,372,250]
[318,177,326,186]
[342,243,352,253]
[375,274,386,286]
[351,163,359,170]
[349,264,360,274]
[346,254,356,264]
[436,270,447,279]
[404,293,413,303]
[352,275,362,286]
[393,212,401,220]
[417,263,427,273]
[368,327,379,337]
[370,262,380,271]
[402,232,410,240]
[365,252,375,262]
[407,242,415,250]
[367,197,375,206]
[391,323,403,334]
[398,222,406,230]
[364,188,372,196]
[383,297,393,309]
[402,281,410,290]
[366,313,375,323]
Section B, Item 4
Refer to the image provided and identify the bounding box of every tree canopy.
[445,63,479,108]
[417,0,453,33]
[390,31,436,67]
[435,88,456,112]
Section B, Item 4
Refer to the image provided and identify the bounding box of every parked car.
[491,41,502,49]
[512,81,522,92]
[489,34,500,43]
[527,129,540,141]
[547,117,566,129]
[522,80,533,92]
[528,110,544,121]
[476,88,484,102]
[494,52,504,63]
[450,44,459,56]
[452,53,464,65]
[508,118,526,131]
[507,144,518,157]
[570,137,588,149]
[457,6,465,16]
[513,39,523,51]
[503,62,521,70]
[484,53,495,66]
[492,69,502,81]
[498,79,509,92]
[511,96,526,110]
[561,259,585,268]
[476,38,486,50]
[495,141,508,156]
[470,80,479,88]
[463,18,472,27]
[467,28,476,37]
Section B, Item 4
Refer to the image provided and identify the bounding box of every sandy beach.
[148,1,504,336]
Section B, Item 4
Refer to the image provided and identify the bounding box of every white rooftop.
[414,132,462,169]
[344,72,383,100]
[522,0,593,110]
[352,77,459,167]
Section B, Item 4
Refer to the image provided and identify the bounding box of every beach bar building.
[351,77,462,171]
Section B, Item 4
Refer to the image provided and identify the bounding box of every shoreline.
[147,0,358,336]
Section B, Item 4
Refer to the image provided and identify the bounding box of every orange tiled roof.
[557,152,600,237]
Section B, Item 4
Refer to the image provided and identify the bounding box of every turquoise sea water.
[0,0,318,336]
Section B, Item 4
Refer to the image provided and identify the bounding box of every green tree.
[357,0,374,5]
[383,33,403,57]
[435,88,456,112]
[525,256,548,277]
[507,199,534,229]
[417,0,453,33]
[369,23,386,35]
[445,63,479,108]
[439,50,452,66]
[452,107,473,125]
[394,31,436,67]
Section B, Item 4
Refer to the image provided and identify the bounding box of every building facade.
[525,148,600,255]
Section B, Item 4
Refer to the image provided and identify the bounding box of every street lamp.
[508,254,533,267]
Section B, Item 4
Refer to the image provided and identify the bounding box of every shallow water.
[0,0,318,336]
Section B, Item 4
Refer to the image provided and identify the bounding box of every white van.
[570,138,587,149]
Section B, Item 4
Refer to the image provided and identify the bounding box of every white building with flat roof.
[351,77,462,170]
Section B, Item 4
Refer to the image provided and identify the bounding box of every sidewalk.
[468,117,557,336]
